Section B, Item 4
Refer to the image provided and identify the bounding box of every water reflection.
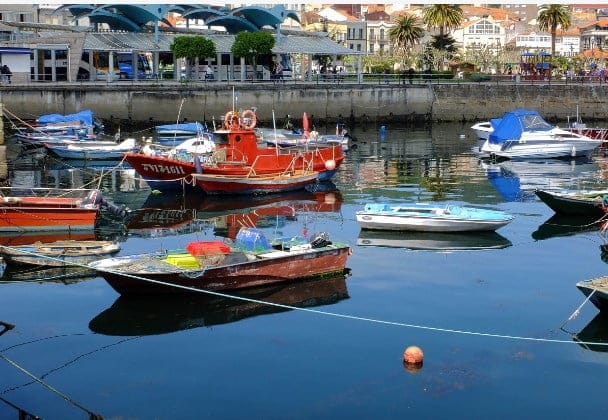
[89,274,350,336]
[570,313,608,352]
[483,158,602,202]
[357,229,511,251]
[125,186,343,239]
[0,265,96,283]
[532,214,604,241]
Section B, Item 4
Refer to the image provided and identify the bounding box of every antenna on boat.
[272,109,278,155]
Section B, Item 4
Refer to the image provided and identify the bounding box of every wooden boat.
[576,276,608,312]
[124,108,344,190]
[535,189,608,217]
[192,169,319,195]
[357,229,512,251]
[0,187,101,232]
[0,265,97,284]
[356,202,514,232]
[89,227,351,294]
[44,137,139,160]
[0,240,120,267]
[88,274,350,335]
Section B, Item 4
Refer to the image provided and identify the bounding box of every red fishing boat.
[124,108,344,190]
[0,187,100,232]
[192,168,319,195]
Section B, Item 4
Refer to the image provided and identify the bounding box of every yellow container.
[164,253,200,269]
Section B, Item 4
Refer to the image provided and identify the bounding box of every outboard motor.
[310,232,332,248]
[99,196,129,219]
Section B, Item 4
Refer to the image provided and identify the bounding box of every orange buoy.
[403,346,424,365]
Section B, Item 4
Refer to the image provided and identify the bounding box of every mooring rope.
[3,245,604,347]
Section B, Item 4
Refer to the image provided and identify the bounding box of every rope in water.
[4,245,606,347]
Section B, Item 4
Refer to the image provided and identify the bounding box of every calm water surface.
[3,123,608,418]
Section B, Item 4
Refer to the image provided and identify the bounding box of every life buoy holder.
[241,109,257,130]
[224,111,240,130]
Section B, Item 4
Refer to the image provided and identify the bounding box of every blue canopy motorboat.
[356,202,514,232]
[478,109,602,159]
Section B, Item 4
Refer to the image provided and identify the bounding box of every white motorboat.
[477,109,603,159]
[471,121,494,140]
[355,202,514,232]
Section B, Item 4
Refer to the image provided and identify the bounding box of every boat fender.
[194,155,202,174]
[602,195,608,209]
[241,109,257,130]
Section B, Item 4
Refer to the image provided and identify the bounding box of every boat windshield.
[520,114,553,131]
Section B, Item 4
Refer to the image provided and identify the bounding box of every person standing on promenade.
[1,64,11,84]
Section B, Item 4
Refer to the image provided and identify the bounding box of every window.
[358,28,363,39]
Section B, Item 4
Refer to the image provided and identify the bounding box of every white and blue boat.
[44,137,139,160]
[478,109,602,159]
[356,202,514,232]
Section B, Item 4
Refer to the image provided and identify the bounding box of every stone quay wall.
[1,82,607,126]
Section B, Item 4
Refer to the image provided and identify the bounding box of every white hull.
[480,137,601,159]
[356,213,511,232]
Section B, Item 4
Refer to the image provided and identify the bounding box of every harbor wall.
[2,82,608,126]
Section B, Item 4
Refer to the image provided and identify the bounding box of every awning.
[0,47,31,54]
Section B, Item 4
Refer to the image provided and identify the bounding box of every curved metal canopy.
[57,3,300,34]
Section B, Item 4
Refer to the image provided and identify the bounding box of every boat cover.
[156,122,206,134]
[37,109,94,126]
[488,109,553,144]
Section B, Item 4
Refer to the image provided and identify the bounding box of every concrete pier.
[1,81,606,126]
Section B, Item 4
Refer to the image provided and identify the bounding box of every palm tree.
[422,5,463,38]
[537,4,571,57]
[389,14,423,57]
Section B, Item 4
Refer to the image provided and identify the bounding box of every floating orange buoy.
[403,345,424,365]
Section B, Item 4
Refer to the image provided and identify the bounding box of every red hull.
[0,208,98,232]
[98,246,351,295]
[124,121,344,189]
[192,171,319,195]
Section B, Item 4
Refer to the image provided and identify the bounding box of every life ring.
[241,109,257,130]
[224,111,240,130]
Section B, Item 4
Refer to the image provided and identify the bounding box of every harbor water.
[2,122,608,418]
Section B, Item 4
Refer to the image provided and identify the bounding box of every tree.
[422,5,463,38]
[231,31,275,78]
[538,4,571,57]
[170,36,216,79]
[388,14,424,63]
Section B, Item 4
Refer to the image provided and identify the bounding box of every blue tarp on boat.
[488,109,553,144]
[156,122,206,135]
[37,109,94,126]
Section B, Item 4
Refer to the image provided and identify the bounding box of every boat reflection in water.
[570,313,608,352]
[356,230,511,251]
[532,214,603,241]
[0,264,96,284]
[89,274,350,336]
[126,183,343,238]
[482,158,600,202]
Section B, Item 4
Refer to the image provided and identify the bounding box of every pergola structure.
[0,3,361,83]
